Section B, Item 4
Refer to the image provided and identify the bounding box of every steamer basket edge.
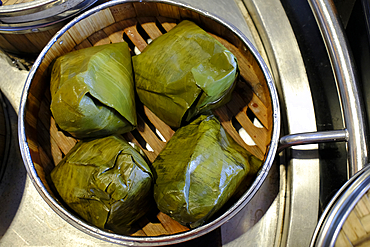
[18,0,280,245]
[0,0,99,56]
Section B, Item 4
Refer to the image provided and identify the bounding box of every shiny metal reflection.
[308,0,368,177]
[278,129,349,153]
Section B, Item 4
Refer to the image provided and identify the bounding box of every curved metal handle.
[278,129,349,153]
[307,0,368,177]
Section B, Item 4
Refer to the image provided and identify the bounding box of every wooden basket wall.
[0,25,63,55]
[0,0,64,56]
[0,0,85,55]
[23,1,273,237]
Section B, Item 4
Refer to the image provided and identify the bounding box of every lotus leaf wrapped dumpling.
[153,115,262,228]
[50,42,136,139]
[51,135,153,234]
[133,20,239,128]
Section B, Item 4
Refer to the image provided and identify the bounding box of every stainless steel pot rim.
[18,0,280,245]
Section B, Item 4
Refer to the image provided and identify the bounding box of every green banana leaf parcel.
[50,42,136,139]
[51,135,153,234]
[152,115,262,228]
[133,20,239,128]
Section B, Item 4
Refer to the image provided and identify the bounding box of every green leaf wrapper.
[153,115,262,228]
[51,135,153,234]
[50,42,136,139]
[133,20,239,128]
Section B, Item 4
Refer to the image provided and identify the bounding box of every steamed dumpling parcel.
[51,135,153,234]
[50,42,136,139]
[153,115,262,228]
[133,20,239,128]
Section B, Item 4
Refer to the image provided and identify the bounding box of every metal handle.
[278,129,349,153]
[307,0,368,177]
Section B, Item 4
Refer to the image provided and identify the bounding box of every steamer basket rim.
[17,0,281,245]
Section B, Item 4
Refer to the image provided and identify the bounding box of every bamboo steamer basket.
[0,0,98,55]
[336,190,370,247]
[18,0,280,245]
[311,164,370,247]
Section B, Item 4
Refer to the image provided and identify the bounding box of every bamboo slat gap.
[213,106,264,160]
[156,16,177,32]
[226,91,269,149]
[143,106,175,142]
[122,20,147,52]
[136,114,166,155]
[103,20,133,44]
[124,132,157,163]
[137,17,163,40]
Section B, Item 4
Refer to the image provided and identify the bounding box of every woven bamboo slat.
[336,191,370,246]
[23,1,273,237]
[2,0,20,6]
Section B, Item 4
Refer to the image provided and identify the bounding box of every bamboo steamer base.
[335,189,370,247]
[24,1,273,238]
